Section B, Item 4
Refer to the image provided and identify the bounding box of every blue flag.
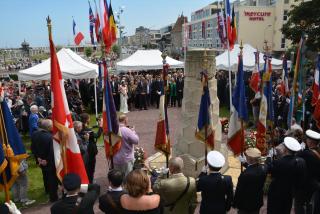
[232,54,248,121]
[89,1,95,45]
[0,101,28,189]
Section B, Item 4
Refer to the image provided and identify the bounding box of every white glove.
[238,154,247,163]
[286,98,290,103]
[300,142,306,150]
[160,167,169,175]
[80,184,88,193]
[5,201,21,214]
[267,149,275,158]
[201,165,208,173]
[278,116,282,120]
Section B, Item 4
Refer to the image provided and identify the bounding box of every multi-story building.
[171,15,188,57]
[134,26,151,48]
[185,0,306,54]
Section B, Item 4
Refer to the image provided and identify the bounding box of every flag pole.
[101,37,114,169]
[47,16,68,175]
[161,51,169,176]
[239,42,244,172]
[224,0,233,111]
[0,104,10,202]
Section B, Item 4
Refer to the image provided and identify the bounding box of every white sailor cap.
[306,129,320,142]
[283,137,301,152]
[245,147,261,158]
[207,151,225,168]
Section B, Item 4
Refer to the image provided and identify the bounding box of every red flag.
[49,20,88,184]
[94,0,101,42]
[249,51,260,93]
[154,64,171,155]
[74,32,84,46]
[99,0,111,53]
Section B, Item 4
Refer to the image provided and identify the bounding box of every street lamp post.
[264,24,272,44]
[116,6,125,46]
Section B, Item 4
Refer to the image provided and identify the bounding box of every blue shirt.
[29,113,39,136]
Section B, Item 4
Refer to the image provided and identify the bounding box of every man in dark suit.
[99,169,125,214]
[176,74,184,108]
[111,76,120,111]
[295,130,320,214]
[51,173,100,214]
[137,77,147,110]
[153,76,162,109]
[31,119,59,202]
[266,137,306,214]
[197,151,233,214]
[234,148,267,214]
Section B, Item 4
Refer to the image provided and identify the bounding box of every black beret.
[63,173,81,191]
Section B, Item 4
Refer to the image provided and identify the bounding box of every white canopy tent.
[18,48,98,80]
[116,49,184,72]
[216,44,291,71]
[18,48,99,117]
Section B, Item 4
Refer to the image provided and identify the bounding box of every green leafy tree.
[282,0,320,51]
[112,44,121,57]
[84,47,93,58]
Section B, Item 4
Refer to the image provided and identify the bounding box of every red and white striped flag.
[99,0,111,53]
[49,20,89,184]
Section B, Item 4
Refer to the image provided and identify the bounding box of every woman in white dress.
[119,80,129,113]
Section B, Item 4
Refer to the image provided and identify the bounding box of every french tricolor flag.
[227,52,248,155]
[280,55,289,96]
[73,19,84,46]
[249,51,260,93]
[226,0,232,49]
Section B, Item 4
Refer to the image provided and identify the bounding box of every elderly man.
[197,151,233,214]
[234,148,267,214]
[113,114,139,176]
[153,157,197,214]
[295,130,320,214]
[31,119,58,202]
[28,105,39,136]
[73,121,89,170]
[267,137,306,214]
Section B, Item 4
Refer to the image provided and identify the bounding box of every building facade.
[171,15,188,57]
[185,0,304,53]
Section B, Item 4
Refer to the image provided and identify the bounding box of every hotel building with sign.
[184,0,304,54]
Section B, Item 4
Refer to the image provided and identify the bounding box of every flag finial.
[46,16,52,39]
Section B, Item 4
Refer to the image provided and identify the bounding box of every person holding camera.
[80,113,103,183]
[113,114,139,177]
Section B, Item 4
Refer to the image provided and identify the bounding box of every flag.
[288,37,305,127]
[94,0,101,42]
[280,55,289,96]
[89,1,95,45]
[249,51,260,93]
[0,100,28,191]
[101,61,121,158]
[108,1,117,45]
[217,4,227,49]
[256,55,272,155]
[155,64,171,155]
[73,19,84,45]
[49,25,88,184]
[312,54,320,106]
[195,71,215,149]
[99,0,111,52]
[230,6,237,48]
[225,0,233,49]
[312,54,320,128]
[189,25,192,40]
[202,21,206,39]
[227,52,248,155]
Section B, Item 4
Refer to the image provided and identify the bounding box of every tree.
[84,47,93,58]
[282,0,320,51]
[112,44,121,58]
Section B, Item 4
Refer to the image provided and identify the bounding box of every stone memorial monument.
[174,49,228,177]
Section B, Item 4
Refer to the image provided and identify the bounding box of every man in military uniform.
[197,151,233,214]
[234,148,268,214]
[51,173,100,214]
[267,137,306,214]
[295,130,320,214]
